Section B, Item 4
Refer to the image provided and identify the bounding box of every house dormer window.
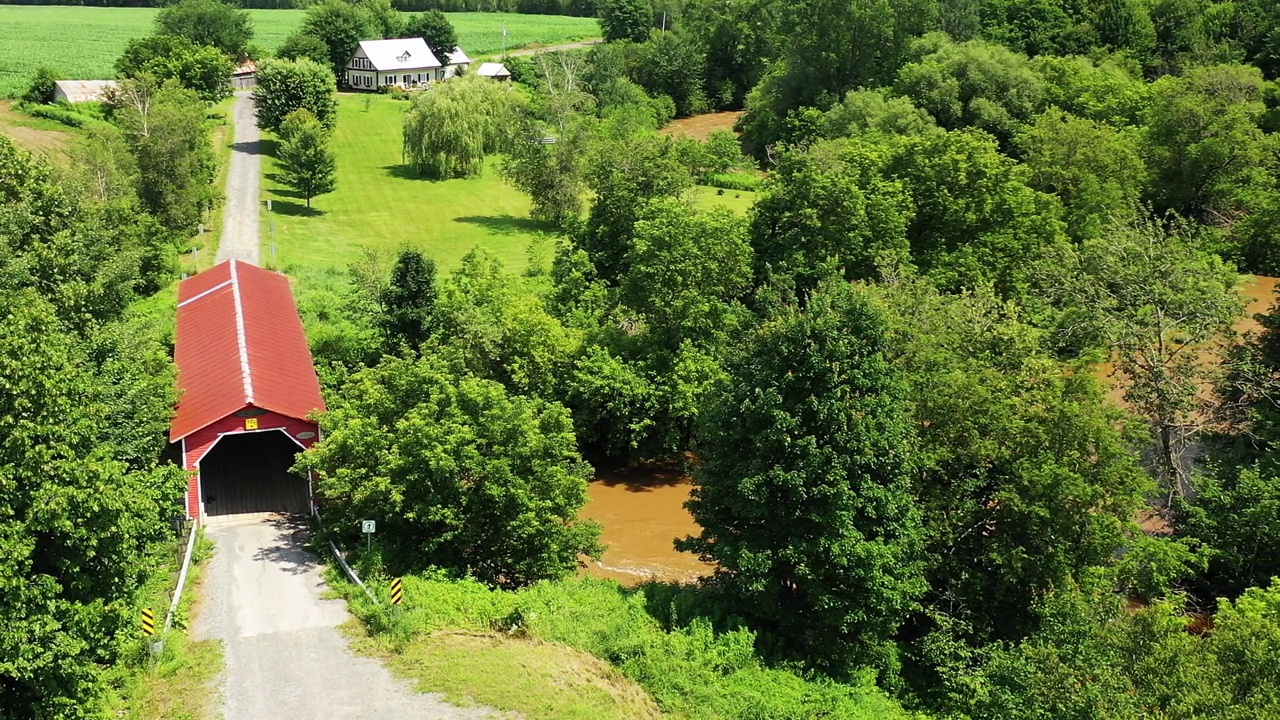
[398,51,411,62]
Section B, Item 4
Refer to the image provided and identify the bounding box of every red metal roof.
[170,260,326,441]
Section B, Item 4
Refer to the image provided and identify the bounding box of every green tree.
[887,128,1068,299]
[0,291,186,719]
[634,30,709,117]
[435,249,581,399]
[1031,54,1152,127]
[379,248,438,350]
[0,141,184,716]
[1054,215,1243,498]
[501,53,596,228]
[155,0,254,59]
[681,281,926,676]
[111,78,217,234]
[301,0,379,79]
[22,66,60,104]
[1178,466,1280,601]
[115,34,233,103]
[401,10,458,64]
[275,32,331,66]
[823,89,940,138]
[277,108,336,208]
[1018,108,1146,240]
[623,198,752,352]
[749,138,913,302]
[872,281,1156,680]
[579,128,692,283]
[75,125,140,205]
[254,57,338,132]
[0,135,176,327]
[1143,64,1274,220]
[297,354,602,588]
[402,75,521,179]
[598,0,650,42]
[892,33,1045,147]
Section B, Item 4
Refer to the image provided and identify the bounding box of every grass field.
[261,92,548,282]
[261,93,755,300]
[0,6,599,97]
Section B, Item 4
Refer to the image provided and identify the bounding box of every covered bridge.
[170,260,326,519]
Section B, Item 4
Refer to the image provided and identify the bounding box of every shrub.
[702,172,761,192]
[23,103,87,128]
[22,66,60,104]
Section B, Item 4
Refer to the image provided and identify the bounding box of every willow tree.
[402,75,522,179]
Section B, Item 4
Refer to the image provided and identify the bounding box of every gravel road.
[194,515,499,719]
[216,91,261,265]
[505,39,601,56]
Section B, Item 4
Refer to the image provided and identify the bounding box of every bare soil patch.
[0,100,73,157]
[660,111,743,141]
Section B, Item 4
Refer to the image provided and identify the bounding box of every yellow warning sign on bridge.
[141,607,156,636]
[389,578,404,605]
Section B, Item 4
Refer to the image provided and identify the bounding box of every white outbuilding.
[476,63,512,80]
[52,79,118,103]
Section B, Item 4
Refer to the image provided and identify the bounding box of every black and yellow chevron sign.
[141,608,156,637]
[389,577,404,605]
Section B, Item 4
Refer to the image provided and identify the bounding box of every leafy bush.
[22,66,59,104]
[702,172,761,192]
[22,102,87,128]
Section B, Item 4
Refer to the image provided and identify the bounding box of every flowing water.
[580,462,713,585]
[579,278,1279,585]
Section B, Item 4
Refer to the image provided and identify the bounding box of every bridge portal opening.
[199,430,310,517]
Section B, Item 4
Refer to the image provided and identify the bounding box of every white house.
[344,38,472,90]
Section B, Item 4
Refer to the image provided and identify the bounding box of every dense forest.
[4,0,1280,716]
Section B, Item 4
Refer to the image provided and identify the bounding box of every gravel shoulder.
[216,91,261,265]
[194,514,498,719]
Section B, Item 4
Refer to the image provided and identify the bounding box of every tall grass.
[344,573,919,720]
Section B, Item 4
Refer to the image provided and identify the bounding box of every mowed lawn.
[261,92,547,284]
[0,6,599,97]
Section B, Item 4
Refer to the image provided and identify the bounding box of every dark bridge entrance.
[200,431,310,517]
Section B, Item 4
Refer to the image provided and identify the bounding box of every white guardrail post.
[312,507,379,604]
[163,519,200,633]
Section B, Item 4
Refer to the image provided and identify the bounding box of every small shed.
[231,60,257,90]
[52,79,118,103]
[477,62,512,80]
[170,260,326,520]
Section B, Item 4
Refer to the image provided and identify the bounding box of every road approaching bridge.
[194,515,499,719]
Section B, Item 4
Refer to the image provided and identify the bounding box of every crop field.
[0,6,599,97]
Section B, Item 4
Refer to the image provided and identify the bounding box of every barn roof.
[53,79,117,103]
[477,62,511,78]
[170,260,326,442]
[355,37,441,71]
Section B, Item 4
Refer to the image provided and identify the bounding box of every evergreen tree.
[379,249,438,350]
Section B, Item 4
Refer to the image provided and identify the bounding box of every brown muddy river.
[580,462,713,585]
[580,277,1278,585]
